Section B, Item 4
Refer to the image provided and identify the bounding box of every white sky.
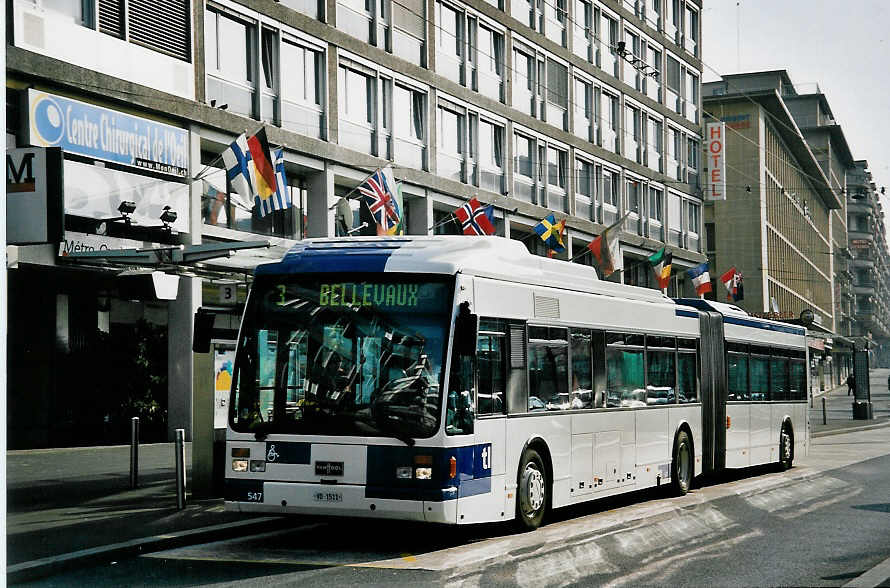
[701,0,890,221]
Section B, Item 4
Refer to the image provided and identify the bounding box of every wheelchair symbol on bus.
[267,444,280,462]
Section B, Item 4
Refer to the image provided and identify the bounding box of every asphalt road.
[19,426,890,587]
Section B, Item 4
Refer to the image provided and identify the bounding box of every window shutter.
[98,0,125,39]
[392,0,425,39]
[128,0,192,62]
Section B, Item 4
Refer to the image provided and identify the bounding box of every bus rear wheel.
[516,448,548,531]
[778,424,793,470]
[670,430,693,496]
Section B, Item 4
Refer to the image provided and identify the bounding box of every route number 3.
[219,284,236,305]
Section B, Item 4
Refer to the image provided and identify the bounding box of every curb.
[812,419,890,438]
[7,516,290,584]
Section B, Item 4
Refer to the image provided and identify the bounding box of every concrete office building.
[847,161,890,367]
[702,71,844,393]
[6,0,705,447]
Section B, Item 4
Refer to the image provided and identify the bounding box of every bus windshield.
[230,275,453,441]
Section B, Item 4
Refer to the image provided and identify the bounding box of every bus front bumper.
[225,479,458,524]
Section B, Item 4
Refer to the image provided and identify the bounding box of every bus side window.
[570,328,593,409]
[677,338,699,403]
[477,319,507,415]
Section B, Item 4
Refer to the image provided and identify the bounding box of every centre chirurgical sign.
[27,89,188,177]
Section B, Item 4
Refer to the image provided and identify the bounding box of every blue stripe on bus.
[366,444,491,502]
[675,309,699,318]
[724,316,805,335]
[256,242,404,275]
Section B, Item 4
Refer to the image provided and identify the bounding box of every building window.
[512,43,567,131]
[572,0,593,61]
[545,58,568,131]
[573,77,592,142]
[392,0,426,65]
[683,4,698,56]
[544,0,567,47]
[666,126,682,180]
[280,37,325,139]
[546,146,568,212]
[687,137,699,187]
[644,44,661,103]
[602,167,618,225]
[665,0,680,43]
[436,2,463,84]
[575,158,596,221]
[684,69,699,123]
[686,199,700,251]
[644,0,660,31]
[205,7,256,118]
[337,64,377,154]
[279,0,323,20]
[514,133,535,203]
[478,118,505,193]
[337,0,379,46]
[596,11,619,77]
[646,116,663,173]
[667,191,681,246]
[623,28,641,92]
[626,179,642,234]
[437,102,465,182]
[665,54,681,115]
[476,23,505,102]
[624,104,641,163]
[511,0,542,33]
[600,90,619,152]
[648,186,663,241]
[393,83,426,169]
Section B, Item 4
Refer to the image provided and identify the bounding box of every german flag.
[246,128,277,211]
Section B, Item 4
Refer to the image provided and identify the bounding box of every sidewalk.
[809,368,890,437]
[6,443,288,583]
[7,370,890,583]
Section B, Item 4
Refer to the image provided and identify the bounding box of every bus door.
[465,319,508,520]
[699,311,727,475]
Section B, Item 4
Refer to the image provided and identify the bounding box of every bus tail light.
[232,459,248,472]
[396,466,412,479]
[249,460,266,472]
[415,467,432,479]
[449,456,457,479]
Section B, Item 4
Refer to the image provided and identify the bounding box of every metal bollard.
[130,417,140,489]
[822,397,827,425]
[175,428,186,510]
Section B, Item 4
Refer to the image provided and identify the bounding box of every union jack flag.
[357,166,401,235]
[454,197,496,236]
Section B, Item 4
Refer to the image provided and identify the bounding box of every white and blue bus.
[225,236,808,530]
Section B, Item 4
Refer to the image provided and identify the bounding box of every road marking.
[844,555,890,588]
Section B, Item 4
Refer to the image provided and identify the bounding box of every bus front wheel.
[670,430,693,496]
[516,448,548,531]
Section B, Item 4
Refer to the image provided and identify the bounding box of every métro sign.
[6,147,64,244]
[706,122,726,201]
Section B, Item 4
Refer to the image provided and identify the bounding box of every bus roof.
[673,298,807,337]
[256,236,671,304]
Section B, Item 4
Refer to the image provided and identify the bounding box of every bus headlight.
[396,466,413,479]
[415,467,432,480]
[249,460,266,472]
[232,459,248,472]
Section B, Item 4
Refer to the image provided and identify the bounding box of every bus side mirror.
[454,301,478,355]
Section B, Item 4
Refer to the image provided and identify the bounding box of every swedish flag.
[533,214,566,253]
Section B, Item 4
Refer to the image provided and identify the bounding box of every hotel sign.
[706,122,726,201]
[27,89,188,177]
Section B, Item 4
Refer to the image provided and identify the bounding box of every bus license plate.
[313,491,343,502]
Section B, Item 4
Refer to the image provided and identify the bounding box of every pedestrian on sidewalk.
[847,373,855,396]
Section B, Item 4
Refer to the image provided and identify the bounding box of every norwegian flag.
[357,167,401,235]
[454,197,496,236]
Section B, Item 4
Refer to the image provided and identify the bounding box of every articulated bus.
[225,236,808,530]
